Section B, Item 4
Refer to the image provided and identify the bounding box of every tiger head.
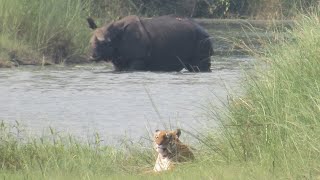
[153,129,181,156]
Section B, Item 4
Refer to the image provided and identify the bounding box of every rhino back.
[142,17,199,59]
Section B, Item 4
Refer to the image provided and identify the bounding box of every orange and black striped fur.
[153,129,194,172]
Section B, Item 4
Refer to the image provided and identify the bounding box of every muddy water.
[0,55,253,142]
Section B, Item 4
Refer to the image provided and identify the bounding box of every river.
[1,20,278,143]
[0,55,253,143]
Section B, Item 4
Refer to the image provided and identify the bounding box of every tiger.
[153,129,195,172]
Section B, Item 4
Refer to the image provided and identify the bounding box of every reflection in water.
[0,56,253,142]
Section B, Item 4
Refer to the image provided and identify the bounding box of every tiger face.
[153,129,181,155]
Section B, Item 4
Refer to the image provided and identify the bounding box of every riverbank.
[0,18,292,68]
[1,12,320,179]
[1,0,317,68]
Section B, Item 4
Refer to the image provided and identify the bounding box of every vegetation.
[219,12,320,178]
[0,0,91,67]
[0,121,155,179]
[90,0,319,19]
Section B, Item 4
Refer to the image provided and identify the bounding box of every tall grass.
[0,0,91,66]
[0,121,154,179]
[218,12,320,178]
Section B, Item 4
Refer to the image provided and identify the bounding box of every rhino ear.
[87,17,98,30]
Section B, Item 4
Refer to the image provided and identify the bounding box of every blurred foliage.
[87,0,319,19]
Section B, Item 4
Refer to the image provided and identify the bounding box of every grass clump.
[0,121,155,179]
[219,12,320,179]
[0,0,91,66]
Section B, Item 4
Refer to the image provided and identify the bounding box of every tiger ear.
[175,129,181,138]
[155,129,160,132]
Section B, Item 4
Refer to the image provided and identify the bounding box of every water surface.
[0,55,253,142]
